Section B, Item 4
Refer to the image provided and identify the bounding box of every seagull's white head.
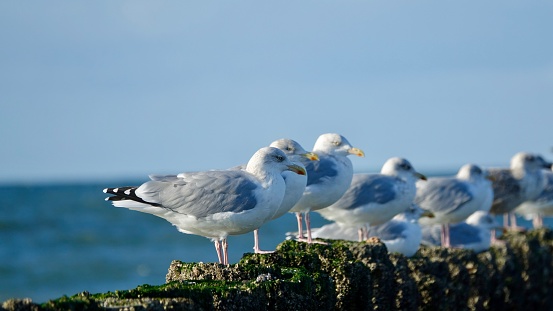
[381,157,426,181]
[312,133,364,157]
[246,147,306,176]
[457,164,489,182]
[511,152,552,173]
[270,138,319,161]
[399,203,434,222]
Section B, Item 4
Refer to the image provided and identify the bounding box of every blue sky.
[1,1,552,183]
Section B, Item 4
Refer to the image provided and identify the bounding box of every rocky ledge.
[3,229,553,311]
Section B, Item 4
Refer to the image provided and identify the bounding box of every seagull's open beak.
[302,152,319,161]
[415,172,427,181]
[421,210,435,218]
[287,164,307,175]
[348,147,365,157]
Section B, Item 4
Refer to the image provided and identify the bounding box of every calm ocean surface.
[0,173,545,303]
[0,179,335,303]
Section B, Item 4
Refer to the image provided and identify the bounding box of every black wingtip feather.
[103,186,137,196]
[103,186,162,207]
[106,195,127,202]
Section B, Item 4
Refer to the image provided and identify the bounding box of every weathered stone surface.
[1,299,41,311]
[2,228,553,311]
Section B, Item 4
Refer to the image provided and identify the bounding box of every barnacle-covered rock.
[2,229,553,311]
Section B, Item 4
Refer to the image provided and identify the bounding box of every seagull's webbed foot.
[252,229,276,254]
[253,248,276,254]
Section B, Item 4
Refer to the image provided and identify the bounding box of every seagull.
[316,157,426,241]
[103,147,306,265]
[416,164,493,248]
[488,152,552,228]
[289,133,365,243]
[515,166,553,228]
[309,204,434,257]
[252,139,318,253]
[421,211,502,253]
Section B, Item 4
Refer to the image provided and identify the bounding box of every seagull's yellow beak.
[287,164,307,175]
[421,210,435,218]
[348,147,365,157]
[303,152,319,161]
[416,172,427,181]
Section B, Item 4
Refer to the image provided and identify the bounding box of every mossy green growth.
[41,292,102,311]
[166,257,336,311]
[41,281,242,311]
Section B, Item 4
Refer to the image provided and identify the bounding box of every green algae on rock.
[2,229,553,311]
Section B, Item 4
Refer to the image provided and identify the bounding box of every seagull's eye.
[286,146,293,151]
[527,155,535,162]
[275,155,285,162]
[401,163,411,170]
[332,141,341,146]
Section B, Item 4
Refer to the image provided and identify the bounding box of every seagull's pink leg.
[306,212,313,243]
[358,225,368,241]
[253,229,274,254]
[304,212,327,244]
[296,212,305,240]
[441,224,451,247]
[507,212,525,231]
[503,213,510,228]
[509,212,518,228]
[444,224,450,247]
[533,215,544,228]
[214,240,223,264]
[253,229,261,252]
[222,238,229,265]
[490,228,507,246]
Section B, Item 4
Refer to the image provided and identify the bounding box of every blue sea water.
[0,180,334,303]
[0,175,547,303]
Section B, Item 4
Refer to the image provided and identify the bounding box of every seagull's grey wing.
[488,169,522,214]
[139,170,260,218]
[449,223,482,245]
[334,174,397,210]
[415,179,473,215]
[149,174,181,182]
[304,155,339,187]
[370,220,408,241]
[228,164,247,171]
